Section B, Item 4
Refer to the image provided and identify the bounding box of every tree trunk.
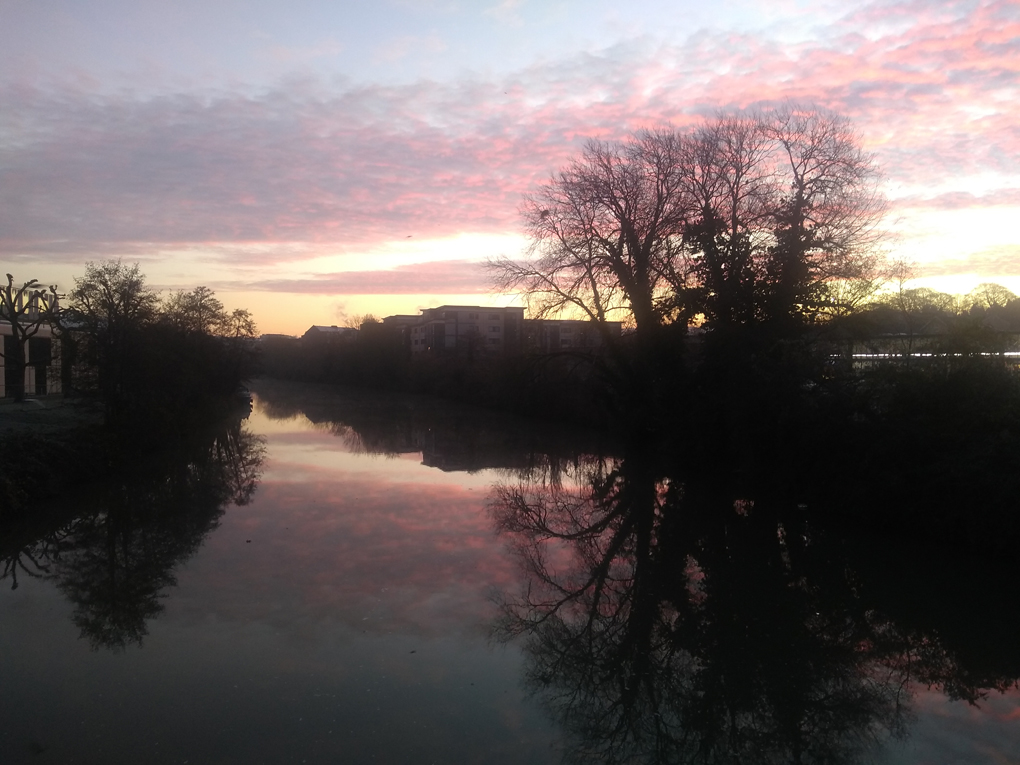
[6,334,27,402]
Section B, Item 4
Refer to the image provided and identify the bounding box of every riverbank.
[0,397,106,523]
[0,395,104,435]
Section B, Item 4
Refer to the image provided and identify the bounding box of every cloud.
[1,0,1018,285]
[236,259,491,294]
[266,37,344,64]
[373,32,448,63]
[891,189,1020,211]
[917,245,1020,278]
[485,0,526,27]
[0,77,559,257]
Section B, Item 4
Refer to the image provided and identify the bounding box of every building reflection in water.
[253,379,607,473]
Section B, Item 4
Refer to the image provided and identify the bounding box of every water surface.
[2,380,1018,764]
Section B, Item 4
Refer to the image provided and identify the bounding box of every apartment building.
[302,325,357,342]
[379,305,623,358]
[523,318,623,353]
[408,306,525,355]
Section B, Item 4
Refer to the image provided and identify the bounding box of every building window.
[488,313,500,320]
[467,313,479,320]
[489,326,500,333]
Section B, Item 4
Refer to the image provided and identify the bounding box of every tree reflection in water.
[1,417,265,651]
[491,451,1019,765]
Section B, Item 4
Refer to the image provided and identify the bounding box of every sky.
[1,0,1018,335]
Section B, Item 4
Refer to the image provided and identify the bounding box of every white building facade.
[408,306,525,355]
[1,321,62,398]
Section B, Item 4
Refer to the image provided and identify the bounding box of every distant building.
[381,315,421,328]
[379,306,623,358]
[407,306,525,356]
[1,321,62,398]
[523,318,622,353]
[372,314,419,351]
[302,325,357,342]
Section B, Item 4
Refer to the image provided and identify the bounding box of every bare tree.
[765,107,886,320]
[492,107,885,336]
[69,261,159,337]
[219,308,258,339]
[686,108,884,325]
[67,261,159,411]
[490,129,697,344]
[0,274,60,402]
[967,283,1017,311]
[218,308,260,383]
[341,313,378,331]
[684,113,778,326]
[161,285,226,334]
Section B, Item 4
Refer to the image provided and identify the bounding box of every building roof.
[425,305,523,311]
[304,325,354,334]
[302,325,357,340]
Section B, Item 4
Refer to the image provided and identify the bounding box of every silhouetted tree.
[220,308,258,339]
[764,108,886,321]
[491,129,694,345]
[491,107,884,342]
[341,313,378,330]
[966,282,1016,310]
[64,262,258,429]
[66,261,160,414]
[161,285,226,334]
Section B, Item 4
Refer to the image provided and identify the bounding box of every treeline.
[260,279,1020,429]
[260,331,619,427]
[260,105,1020,435]
[1,262,259,522]
[54,261,258,435]
[840,279,1020,353]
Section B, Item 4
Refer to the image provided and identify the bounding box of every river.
[1,380,1018,764]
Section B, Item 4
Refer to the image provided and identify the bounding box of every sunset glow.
[2,0,1018,333]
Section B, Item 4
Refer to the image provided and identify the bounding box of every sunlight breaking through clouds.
[1,0,1018,330]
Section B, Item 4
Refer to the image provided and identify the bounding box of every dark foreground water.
[2,380,1019,764]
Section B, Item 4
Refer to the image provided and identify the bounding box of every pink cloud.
[891,189,1020,211]
[232,259,490,294]
[1,0,1018,284]
[916,246,1020,277]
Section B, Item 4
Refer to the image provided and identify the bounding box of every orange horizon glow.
[3,1,1018,335]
